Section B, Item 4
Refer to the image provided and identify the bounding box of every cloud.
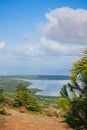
[41,7,87,44]
[6,7,87,60]
[1,7,86,75]
[41,37,84,56]
[21,33,32,41]
[15,43,45,57]
[14,36,84,59]
[0,41,6,49]
[1,7,87,75]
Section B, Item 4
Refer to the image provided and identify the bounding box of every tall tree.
[58,48,87,129]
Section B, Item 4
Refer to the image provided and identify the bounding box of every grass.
[0,115,6,127]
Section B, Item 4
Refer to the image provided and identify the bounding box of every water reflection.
[25,79,69,96]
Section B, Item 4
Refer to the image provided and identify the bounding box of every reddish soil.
[0,110,73,130]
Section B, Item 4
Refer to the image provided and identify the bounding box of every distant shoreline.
[0,75,69,80]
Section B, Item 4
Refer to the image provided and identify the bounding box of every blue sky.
[0,0,87,75]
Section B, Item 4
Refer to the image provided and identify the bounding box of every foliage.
[60,85,69,98]
[0,78,30,92]
[30,88,42,95]
[0,89,6,114]
[71,48,87,79]
[0,89,6,102]
[65,98,87,129]
[0,77,58,112]
[13,84,41,112]
[35,95,58,109]
[45,106,59,117]
[15,83,30,93]
[58,48,87,130]
[57,97,71,115]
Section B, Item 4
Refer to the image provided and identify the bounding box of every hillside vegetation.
[0,77,58,111]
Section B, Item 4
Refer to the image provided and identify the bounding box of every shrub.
[57,97,71,115]
[0,89,7,114]
[13,85,41,112]
[45,106,60,117]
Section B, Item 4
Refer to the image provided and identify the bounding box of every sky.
[0,0,87,75]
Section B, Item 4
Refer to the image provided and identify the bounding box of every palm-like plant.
[58,48,87,129]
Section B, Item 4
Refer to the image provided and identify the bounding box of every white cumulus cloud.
[41,7,87,44]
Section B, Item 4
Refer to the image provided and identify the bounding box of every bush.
[45,106,60,117]
[25,95,41,112]
[65,98,87,129]
[57,98,71,115]
[13,88,41,112]
[0,89,7,114]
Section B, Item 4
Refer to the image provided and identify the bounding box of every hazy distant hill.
[0,75,69,80]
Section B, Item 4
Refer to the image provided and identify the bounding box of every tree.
[13,84,41,112]
[60,85,69,98]
[58,49,87,129]
[15,84,29,92]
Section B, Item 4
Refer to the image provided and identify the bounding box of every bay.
[24,79,69,96]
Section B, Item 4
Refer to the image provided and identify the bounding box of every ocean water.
[25,79,69,96]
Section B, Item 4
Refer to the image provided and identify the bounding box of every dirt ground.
[0,110,73,130]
